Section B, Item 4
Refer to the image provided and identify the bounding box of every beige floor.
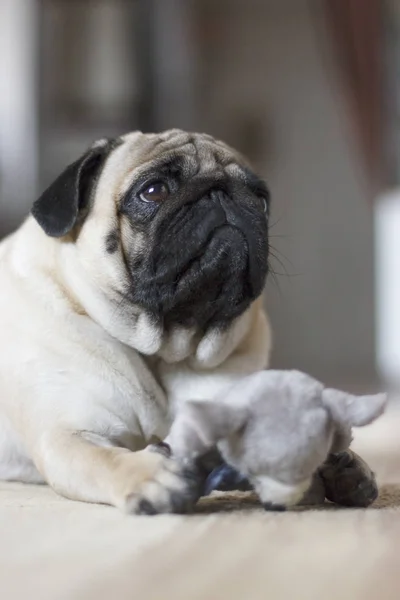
[2,406,400,600]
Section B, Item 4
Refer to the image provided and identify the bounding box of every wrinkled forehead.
[100,129,253,199]
[122,129,248,173]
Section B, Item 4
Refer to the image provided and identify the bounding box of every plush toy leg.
[198,450,378,508]
[319,449,378,507]
[203,464,253,495]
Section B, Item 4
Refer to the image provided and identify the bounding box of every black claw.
[182,466,202,483]
[182,466,207,499]
[169,491,193,514]
[148,442,171,458]
[164,468,205,515]
[137,499,158,515]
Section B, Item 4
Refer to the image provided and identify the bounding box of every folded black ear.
[32,142,111,238]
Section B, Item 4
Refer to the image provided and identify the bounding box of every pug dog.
[0,130,272,514]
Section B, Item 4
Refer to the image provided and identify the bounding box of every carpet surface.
[1,405,400,600]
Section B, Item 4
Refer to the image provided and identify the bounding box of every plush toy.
[165,370,387,510]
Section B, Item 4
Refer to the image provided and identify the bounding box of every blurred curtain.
[325,0,385,197]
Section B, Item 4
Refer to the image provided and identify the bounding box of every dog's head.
[32,130,269,355]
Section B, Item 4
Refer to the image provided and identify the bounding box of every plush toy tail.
[322,388,388,428]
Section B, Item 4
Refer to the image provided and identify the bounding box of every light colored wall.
[374,0,400,388]
[0,0,38,233]
[199,0,376,385]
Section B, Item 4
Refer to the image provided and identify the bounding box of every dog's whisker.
[269,243,296,270]
[268,246,300,278]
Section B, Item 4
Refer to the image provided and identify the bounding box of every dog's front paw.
[123,451,202,516]
[319,449,378,507]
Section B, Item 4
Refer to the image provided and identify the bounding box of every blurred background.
[0,0,398,391]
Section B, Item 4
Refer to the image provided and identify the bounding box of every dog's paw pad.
[125,461,202,516]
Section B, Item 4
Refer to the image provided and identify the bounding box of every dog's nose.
[209,188,234,222]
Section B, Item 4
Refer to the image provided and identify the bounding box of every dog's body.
[0,130,271,513]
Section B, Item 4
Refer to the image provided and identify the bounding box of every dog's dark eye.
[259,196,268,215]
[139,182,169,203]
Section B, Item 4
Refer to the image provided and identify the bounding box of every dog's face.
[32,130,269,342]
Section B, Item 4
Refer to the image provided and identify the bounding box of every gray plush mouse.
[165,370,387,510]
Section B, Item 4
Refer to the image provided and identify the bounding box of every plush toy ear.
[168,400,248,462]
[322,388,387,427]
[31,140,112,237]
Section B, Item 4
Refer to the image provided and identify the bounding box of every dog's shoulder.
[0,218,116,368]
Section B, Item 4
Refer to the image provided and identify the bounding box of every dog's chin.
[128,224,268,331]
